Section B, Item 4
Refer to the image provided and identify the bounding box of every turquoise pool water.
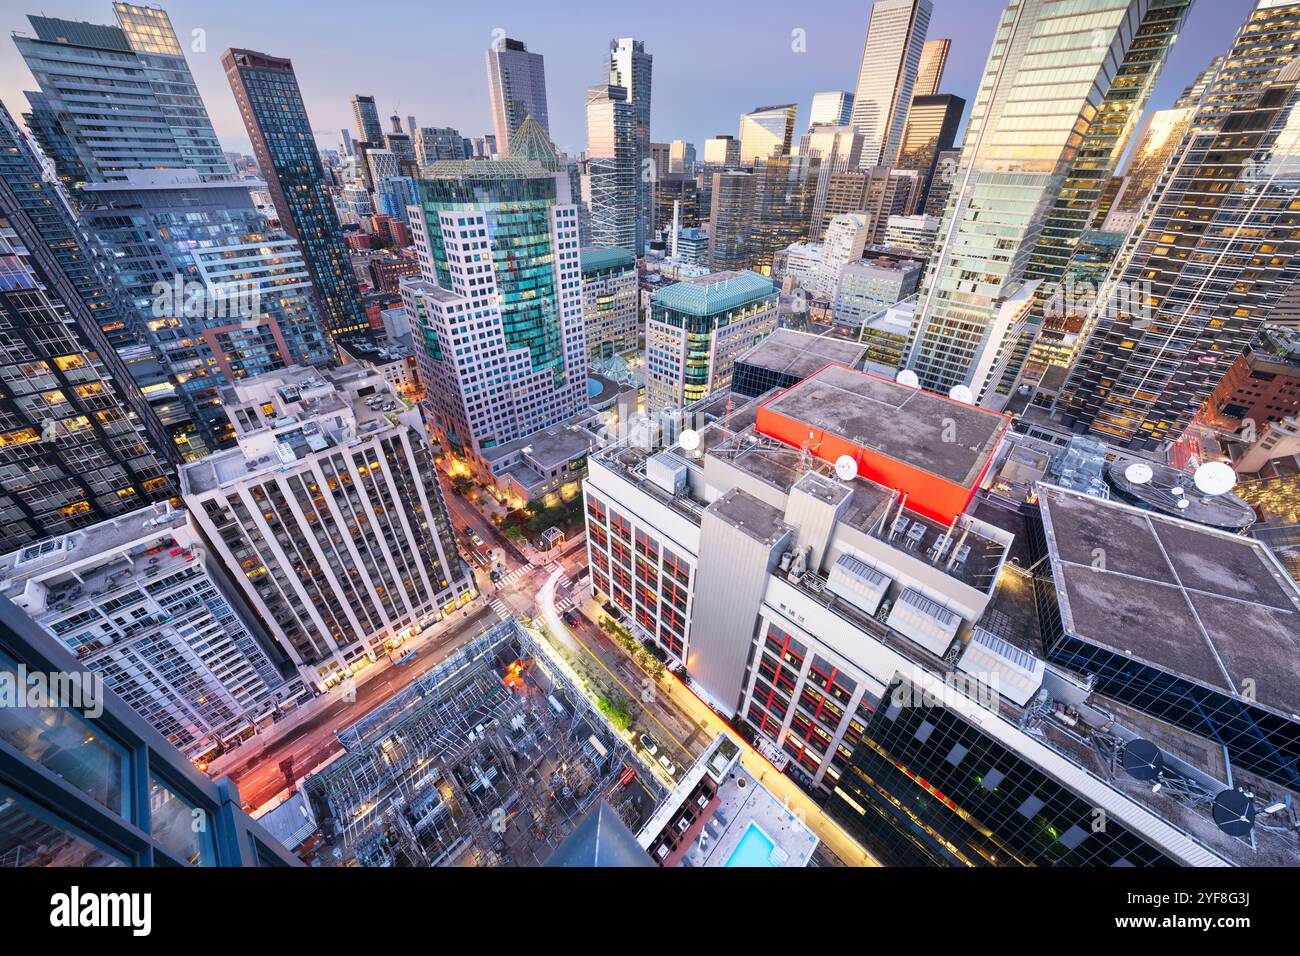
[725,823,777,867]
[587,378,600,398]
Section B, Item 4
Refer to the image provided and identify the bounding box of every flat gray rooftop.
[1038,484,1300,718]
[735,329,867,380]
[759,365,1007,487]
[705,488,791,547]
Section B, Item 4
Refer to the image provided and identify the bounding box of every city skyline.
[0,0,1255,161]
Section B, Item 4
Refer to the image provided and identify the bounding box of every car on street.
[639,733,658,755]
[464,525,474,536]
[657,754,676,776]
[470,533,484,548]
[563,610,578,627]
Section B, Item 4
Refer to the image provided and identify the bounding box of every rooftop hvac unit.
[646,452,687,495]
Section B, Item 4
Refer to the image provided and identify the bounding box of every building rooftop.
[759,364,1009,488]
[734,328,868,381]
[546,802,653,868]
[1037,483,1300,719]
[651,270,775,315]
[580,246,636,273]
[705,488,791,547]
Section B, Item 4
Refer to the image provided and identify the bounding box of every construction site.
[301,618,663,867]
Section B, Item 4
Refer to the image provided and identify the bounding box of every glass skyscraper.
[849,0,932,168]
[609,38,652,256]
[222,48,368,341]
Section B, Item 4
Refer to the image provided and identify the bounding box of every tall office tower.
[1102,106,1196,236]
[863,165,922,244]
[1059,7,1300,452]
[223,48,368,341]
[904,0,1156,405]
[14,6,230,204]
[385,114,416,175]
[486,37,550,151]
[702,135,741,168]
[707,170,755,271]
[0,593,298,866]
[586,84,640,253]
[814,170,870,238]
[668,139,696,173]
[798,125,865,241]
[580,247,639,358]
[1007,0,1192,394]
[895,93,964,210]
[367,148,400,185]
[748,154,821,274]
[340,128,353,157]
[351,94,384,145]
[609,38,653,255]
[849,0,933,167]
[181,365,474,690]
[0,185,178,552]
[402,161,587,466]
[644,272,778,412]
[0,100,171,444]
[415,126,468,165]
[655,172,702,233]
[1174,53,1225,108]
[80,170,334,458]
[739,104,797,163]
[914,37,951,96]
[809,91,855,128]
[922,147,959,217]
[1,503,291,762]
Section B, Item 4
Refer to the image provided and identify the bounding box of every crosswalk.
[495,566,530,588]
[489,599,512,620]
[546,562,571,587]
[554,596,576,614]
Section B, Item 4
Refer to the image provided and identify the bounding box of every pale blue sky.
[0,0,1259,157]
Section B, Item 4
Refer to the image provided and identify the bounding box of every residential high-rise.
[384,115,416,176]
[849,0,933,167]
[797,125,865,241]
[702,135,741,169]
[1004,0,1192,397]
[0,593,299,866]
[904,0,1158,405]
[914,37,950,96]
[1059,4,1300,451]
[402,161,587,468]
[415,126,468,165]
[609,38,653,256]
[895,93,964,209]
[486,37,550,151]
[580,247,639,358]
[0,165,178,552]
[1101,106,1196,236]
[739,104,797,163]
[223,48,368,340]
[14,6,230,205]
[80,171,334,458]
[0,99,171,448]
[351,93,384,145]
[0,503,294,762]
[181,364,474,690]
[668,139,696,173]
[644,271,778,412]
[809,91,855,128]
[585,84,640,253]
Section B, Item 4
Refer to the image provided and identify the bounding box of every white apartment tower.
[180,365,475,690]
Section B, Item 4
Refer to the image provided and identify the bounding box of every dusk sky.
[0,0,1259,158]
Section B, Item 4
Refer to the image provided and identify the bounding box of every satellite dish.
[1193,460,1237,497]
[1176,498,1190,509]
[1170,486,1184,497]
[896,369,920,388]
[834,454,858,481]
[1121,739,1164,781]
[1212,789,1256,837]
[1123,462,1153,485]
[948,384,974,404]
[678,429,701,451]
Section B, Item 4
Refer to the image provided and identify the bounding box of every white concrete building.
[834,254,922,327]
[0,503,296,761]
[180,365,475,690]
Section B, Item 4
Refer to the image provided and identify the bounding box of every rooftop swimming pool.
[725,822,777,867]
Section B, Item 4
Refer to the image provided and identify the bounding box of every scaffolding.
[306,618,655,867]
